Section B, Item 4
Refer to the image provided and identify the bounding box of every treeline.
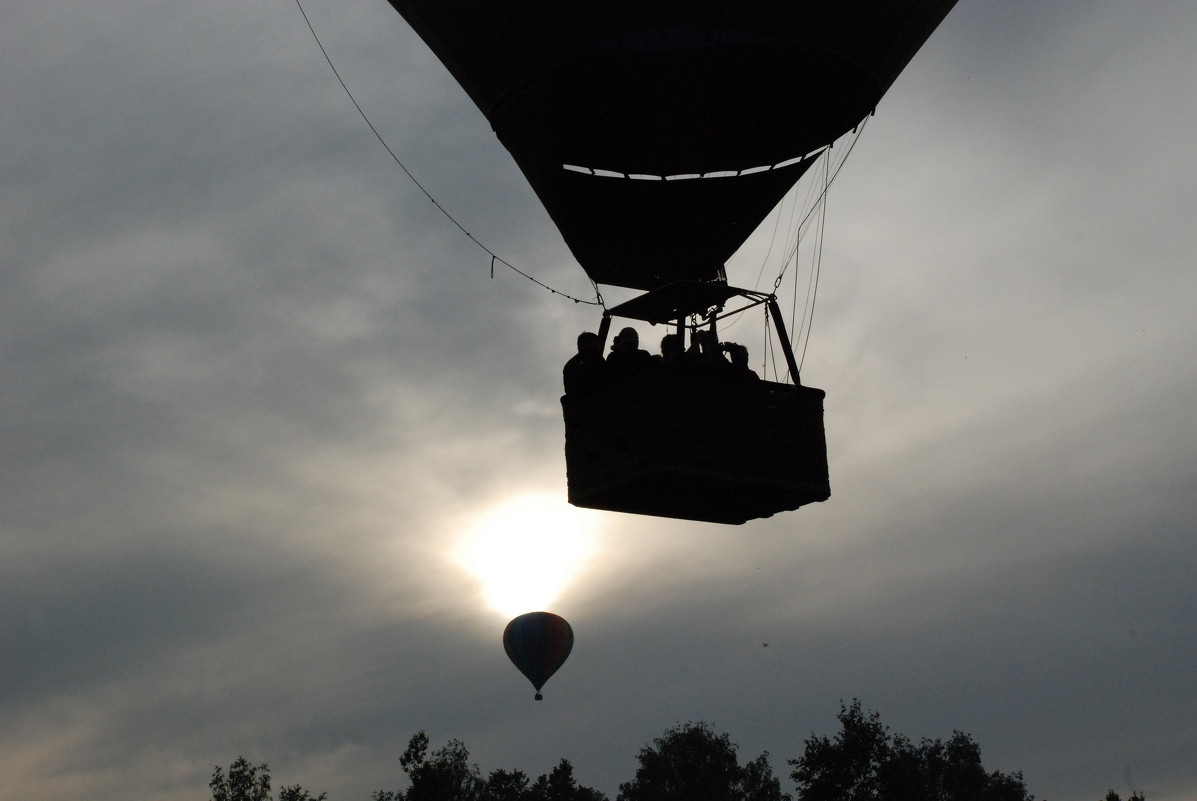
[209,700,1143,801]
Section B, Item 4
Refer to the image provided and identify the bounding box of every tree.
[530,759,607,801]
[789,701,890,801]
[788,700,1035,801]
[740,753,789,801]
[375,731,485,801]
[481,769,534,801]
[375,737,605,801]
[278,787,328,801]
[617,722,789,801]
[217,716,1038,801]
[1103,791,1146,801]
[908,730,1031,801]
[211,757,271,801]
[210,757,325,801]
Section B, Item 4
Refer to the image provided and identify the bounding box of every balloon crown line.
[561,143,830,180]
[293,0,603,307]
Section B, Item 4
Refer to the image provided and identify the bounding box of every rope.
[767,117,869,371]
[773,118,867,288]
[706,119,867,381]
[763,307,780,382]
[798,154,829,372]
[293,0,602,307]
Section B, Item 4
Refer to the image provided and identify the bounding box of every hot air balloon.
[385,1,959,523]
[503,612,574,700]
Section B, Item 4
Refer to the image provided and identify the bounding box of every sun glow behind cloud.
[454,493,602,618]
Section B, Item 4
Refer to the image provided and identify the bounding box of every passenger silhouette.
[563,331,605,394]
[658,333,684,367]
[684,329,729,371]
[607,327,653,378]
[722,342,760,381]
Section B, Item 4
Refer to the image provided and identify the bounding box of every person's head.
[612,327,639,351]
[660,333,682,358]
[576,331,600,355]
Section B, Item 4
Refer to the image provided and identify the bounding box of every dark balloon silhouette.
[503,612,574,700]
[384,1,958,289]
[384,2,959,524]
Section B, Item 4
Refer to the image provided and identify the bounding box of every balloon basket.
[562,372,829,524]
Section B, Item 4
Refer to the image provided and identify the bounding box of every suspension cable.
[799,154,830,372]
[293,0,602,307]
[762,117,869,372]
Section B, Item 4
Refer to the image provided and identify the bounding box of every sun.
[454,492,602,618]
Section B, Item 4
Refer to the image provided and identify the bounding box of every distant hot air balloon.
[384,1,959,524]
[503,612,574,700]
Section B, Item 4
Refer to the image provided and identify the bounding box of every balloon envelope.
[503,612,574,697]
[386,1,958,289]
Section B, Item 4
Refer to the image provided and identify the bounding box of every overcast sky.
[2,1,1195,800]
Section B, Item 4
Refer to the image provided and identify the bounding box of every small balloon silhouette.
[503,612,574,700]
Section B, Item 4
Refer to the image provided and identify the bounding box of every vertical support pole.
[767,297,802,385]
[597,313,612,352]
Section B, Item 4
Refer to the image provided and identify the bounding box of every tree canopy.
[209,757,327,801]
[212,701,1052,801]
[788,700,1035,801]
[370,733,606,801]
[617,722,788,801]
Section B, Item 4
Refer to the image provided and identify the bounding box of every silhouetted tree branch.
[788,700,1035,801]
[374,731,485,801]
[211,757,272,801]
[280,787,329,801]
[1103,791,1146,801]
[210,757,325,801]
[617,721,789,801]
[480,769,533,801]
[531,759,608,801]
[373,735,606,801]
